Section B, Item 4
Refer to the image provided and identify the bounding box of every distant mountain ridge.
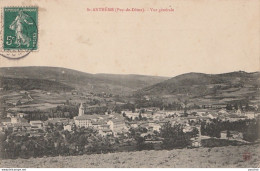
[0,66,168,95]
[1,67,259,103]
[135,71,260,105]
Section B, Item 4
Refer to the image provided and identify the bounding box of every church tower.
[78,103,84,116]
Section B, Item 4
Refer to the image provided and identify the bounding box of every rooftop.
[74,114,101,120]
[1,118,11,122]
[13,122,31,127]
[30,120,43,124]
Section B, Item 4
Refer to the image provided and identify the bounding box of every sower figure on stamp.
[9,10,33,47]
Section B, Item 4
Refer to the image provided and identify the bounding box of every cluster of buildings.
[1,102,259,144]
[123,107,259,126]
[0,103,129,137]
[73,103,128,136]
[121,107,259,146]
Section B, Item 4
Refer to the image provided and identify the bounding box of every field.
[1,144,259,168]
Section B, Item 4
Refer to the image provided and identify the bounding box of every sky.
[0,0,259,77]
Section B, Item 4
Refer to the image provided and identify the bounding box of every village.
[1,99,259,150]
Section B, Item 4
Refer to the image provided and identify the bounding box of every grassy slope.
[136,71,260,104]
[1,144,259,168]
[0,77,73,92]
[0,66,168,95]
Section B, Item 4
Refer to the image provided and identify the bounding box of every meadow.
[1,144,259,168]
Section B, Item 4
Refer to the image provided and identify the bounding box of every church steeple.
[78,103,84,116]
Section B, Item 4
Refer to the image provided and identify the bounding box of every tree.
[234,103,239,110]
[245,103,250,111]
[113,105,122,114]
[139,113,142,120]
[16,100,22,106]
[65,99,70,105]
[227,130,232,139]
[243,121,259,142]
[226,104,232,110]
[160,122,191,149]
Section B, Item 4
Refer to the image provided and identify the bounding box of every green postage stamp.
[0,7,38,59]
[3,7,38,50]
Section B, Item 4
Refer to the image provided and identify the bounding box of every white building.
[236,109,243,115]
[11,116,27,124]
[64,124,72,131]
[74,103,93,128]
[245,112,255,119]
[122,111,139,120]
[30,120,43,129]
[74,115,92,128]
[107,119,128,134]
[148,122,161,131]
[98,129,113,137]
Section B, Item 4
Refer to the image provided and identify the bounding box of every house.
[228,114,247,122]
[187,116,198,122]
[144,139,163,145]
[220,130,243,140]
[6,113,13,118]
[183,126,193,133]
[99,124,110,131]
[245,112,255,119]
[11,116,28,124]
[29,132,44,137]
[207,113,218,119]
[148,122,161,131]
[98,129,113,137]
[30,120,43,129]
[0,123,4,132]
[1,118,11,125]
[196,112,206,117]
[140,122,149,130]
[91,121,101,129]
[17,113,28,118]
[229,131,243,140]
[91,119,112,133]
[152,113,164,120]
[218,109,229,115]
[74,115,92,128]
[107,119,127,134]
[140,132,152,138]
[236,109,243,115]
[144,96,150,101]
[91,120,107,130]
[129,122,138,128]
[13,122,31,132]
[122,111,139,120]
[64,124,72,131]
[218,115,227,121]
[190,137,201,147]
[141,113,149,118]
[220,131,228,139]
[46,118,70,126]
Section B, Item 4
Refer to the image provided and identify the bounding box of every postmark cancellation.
[0,6,38,59]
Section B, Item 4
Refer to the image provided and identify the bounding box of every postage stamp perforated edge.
[0,6,39,55]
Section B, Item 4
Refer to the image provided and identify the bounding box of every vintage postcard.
[0,0,259,169]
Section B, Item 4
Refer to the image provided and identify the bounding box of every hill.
[136,71,260,105]
[0,77,73,92]
[0,66,168,95]
[1,144,259,168]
